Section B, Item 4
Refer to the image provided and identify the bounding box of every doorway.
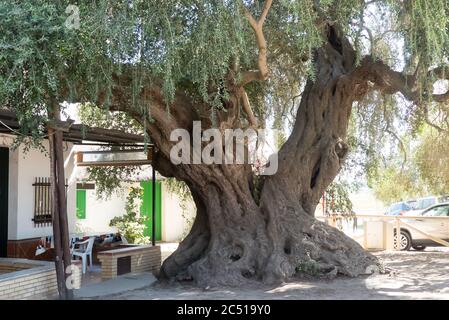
[0,147,8,257]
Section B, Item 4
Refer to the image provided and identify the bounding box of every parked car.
[405,195,449,216]
[385,202,413,216]
[394,203,449,251]
[406,199,418,209]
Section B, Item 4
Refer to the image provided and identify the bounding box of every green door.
[140,181,162,241]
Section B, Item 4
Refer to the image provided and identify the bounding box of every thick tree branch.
[241,0,272,86]
[239,88,258,127]
[349,57,416,100]
[353,57,449,105]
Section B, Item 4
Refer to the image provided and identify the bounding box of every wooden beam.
[76,160,152,167]
[0,109,149,145]
[76,183,95,190]
[400,221,449,247]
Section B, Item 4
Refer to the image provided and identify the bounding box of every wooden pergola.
[0,109,158,300]
[0,109,146,145]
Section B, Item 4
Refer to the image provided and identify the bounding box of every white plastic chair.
[71,237,95,274]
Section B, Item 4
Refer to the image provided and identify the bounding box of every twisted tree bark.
[156,28,380,286]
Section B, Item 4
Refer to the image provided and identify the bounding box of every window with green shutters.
[76,189,87,219]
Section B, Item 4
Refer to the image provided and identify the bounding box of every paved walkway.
[75,272,157,299]
[73,242,178,299]
[36,242,177,300]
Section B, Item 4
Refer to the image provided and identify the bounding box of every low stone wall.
[0,258,57,300]
[97,245,161,279]
[0,262,34,275]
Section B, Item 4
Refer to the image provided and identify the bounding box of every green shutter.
[76,189,87,219]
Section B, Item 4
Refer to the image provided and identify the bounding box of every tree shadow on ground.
[98,249,449,300]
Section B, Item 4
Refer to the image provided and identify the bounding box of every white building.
[0,131,195,260]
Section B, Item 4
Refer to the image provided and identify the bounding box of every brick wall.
[0,259,57,300]
[98,245,161,279]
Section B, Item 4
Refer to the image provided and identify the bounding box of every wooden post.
[395,217,401,251]
[48,126,67,300]
[54,128,74,300]
[48,102,74,300]
[151,147,156,247]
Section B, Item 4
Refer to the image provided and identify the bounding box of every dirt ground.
[96,248,449,300]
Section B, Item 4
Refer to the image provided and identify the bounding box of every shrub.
[109,186,150,244]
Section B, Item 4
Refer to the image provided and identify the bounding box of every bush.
[295,260,320,276]
[109,186,150,244]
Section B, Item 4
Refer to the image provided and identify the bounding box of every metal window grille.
[32,177,68,227]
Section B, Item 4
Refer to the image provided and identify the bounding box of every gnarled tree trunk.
[156,32,380,287]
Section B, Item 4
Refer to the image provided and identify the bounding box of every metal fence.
[318,214,449,250]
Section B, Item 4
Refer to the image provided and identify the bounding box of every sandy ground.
[95,247,449,300]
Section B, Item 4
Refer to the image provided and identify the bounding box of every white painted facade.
[72,153,196,242]
[0,134,77,240]
[74,187,128,235]
[0,133,195,243]
[75,181,195,242]
[161,184,196,242]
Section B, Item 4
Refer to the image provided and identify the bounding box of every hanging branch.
[240,0,272,86]
[238,0,273,127]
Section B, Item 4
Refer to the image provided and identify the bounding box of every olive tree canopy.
[1,0,449,285]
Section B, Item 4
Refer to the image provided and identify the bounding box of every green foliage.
[369,165,425,204]
[415,127,449,195]
[77,99,146,200]
[295,260,320,276]
[0,1,70,147]
[4,1,448,132]
[78,103,142,134]
[400,0,449,87]
[109,186,150,244]
[87,166,141,199]
[2,0,449,203]
[324,181,354,217]
[366,122,449,204]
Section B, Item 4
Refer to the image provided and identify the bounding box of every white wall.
[0,132,196,242]
[161,183,196,242]
[0,134,77,240]
[74,187,128,234]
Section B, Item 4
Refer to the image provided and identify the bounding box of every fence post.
[395,217,401,251]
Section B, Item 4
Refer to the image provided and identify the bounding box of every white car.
[405,196,449,216]
[395,203,449,251]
